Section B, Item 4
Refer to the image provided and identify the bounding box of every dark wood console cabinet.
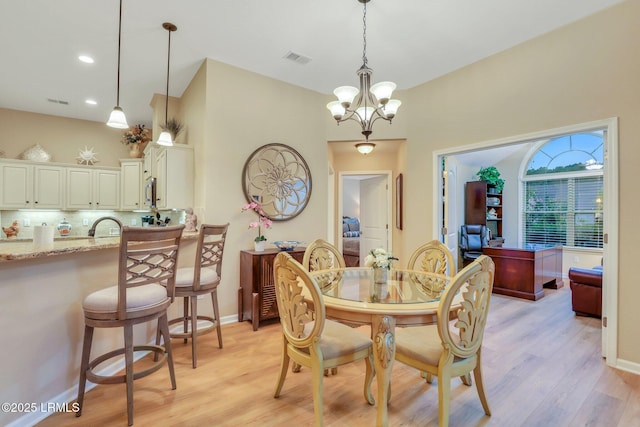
[239,248,305,331]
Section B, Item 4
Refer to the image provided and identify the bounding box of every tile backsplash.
[0,209,185,239]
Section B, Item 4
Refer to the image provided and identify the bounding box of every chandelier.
[326,0,401,144]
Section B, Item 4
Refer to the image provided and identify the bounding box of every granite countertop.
[0,231,199,262]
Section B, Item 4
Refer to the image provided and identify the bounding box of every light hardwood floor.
[39,284,640,426]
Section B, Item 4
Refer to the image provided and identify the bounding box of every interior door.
[443,159,459,270]
[360,176,389,260]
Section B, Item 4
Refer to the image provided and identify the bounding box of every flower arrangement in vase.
[121,124,151,158]
[242,201,272,251]
[364,248,398,284]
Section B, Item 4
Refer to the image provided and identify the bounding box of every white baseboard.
[7,314,238,427]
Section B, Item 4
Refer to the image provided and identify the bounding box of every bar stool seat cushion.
[174,267,218,287]
[83,283,168,316]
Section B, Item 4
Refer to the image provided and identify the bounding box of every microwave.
[144,177,157,208]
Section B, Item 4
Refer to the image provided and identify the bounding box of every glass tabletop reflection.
[311,267,449,304]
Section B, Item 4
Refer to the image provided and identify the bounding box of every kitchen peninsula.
[0,231,198,427]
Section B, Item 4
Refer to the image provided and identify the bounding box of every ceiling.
[0,0,624,128]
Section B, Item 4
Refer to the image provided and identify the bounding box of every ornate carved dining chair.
[407,240,455,277]
[393,255,495,427]
[302,238,346,376]
[303,238,346,271]
[76,225,184,426]
[273,252,375,426]
[164,223,229,368]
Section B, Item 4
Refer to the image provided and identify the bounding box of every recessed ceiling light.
[85,99,97,105]
[78,55,94,64]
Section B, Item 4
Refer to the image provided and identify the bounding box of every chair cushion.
[83,284,168,315]
[300,319,372,360]
[174,267,219,288]
[395,325,443,366]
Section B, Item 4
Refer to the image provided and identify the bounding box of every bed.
[342,217,360,267]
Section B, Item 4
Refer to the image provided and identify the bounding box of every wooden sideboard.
[482,244,563,301]
[239,247,305,331]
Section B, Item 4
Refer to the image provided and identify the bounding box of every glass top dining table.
[310,267,459,427]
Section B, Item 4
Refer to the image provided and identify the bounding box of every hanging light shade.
[156,22,177,146]
[356,142,376,155]
[107,0,128,129]
[326,0,401,142]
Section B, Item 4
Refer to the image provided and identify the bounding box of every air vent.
[283,50,312,65]
[47,98,69,105]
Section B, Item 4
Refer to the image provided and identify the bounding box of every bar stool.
[167,223,229,368]
[76,225,185,426]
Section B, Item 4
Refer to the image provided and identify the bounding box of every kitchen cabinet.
[0,160,64,209]
[66,167,120,210]
[120,159,143,210]
[143,144,194,210]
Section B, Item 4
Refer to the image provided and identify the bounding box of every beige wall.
[403,0,640,362]
[0,108,140,166]
[185,59,329,320]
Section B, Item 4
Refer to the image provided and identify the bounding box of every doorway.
[433,118,619,364]
[339,172,393,267]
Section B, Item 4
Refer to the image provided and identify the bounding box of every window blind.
[523,176,603,248]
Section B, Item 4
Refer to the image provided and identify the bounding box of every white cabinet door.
[155,145,193,210]
[66,168,120,210]
[66,168,93,209]
[33,165,64,208]
[0,162,32,208]
[94,169,120,210]
[120,160,142,210]
[155,149,168,209]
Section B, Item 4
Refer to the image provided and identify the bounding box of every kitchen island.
[0,231,198,427]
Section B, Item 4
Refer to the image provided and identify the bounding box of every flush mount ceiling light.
[327,0,401,143]
[106,0,128,129]
[156,22,177,146]
[356,142,376,155]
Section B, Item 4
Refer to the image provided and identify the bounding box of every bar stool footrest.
[168,315,218,339]
[85,345,168,385]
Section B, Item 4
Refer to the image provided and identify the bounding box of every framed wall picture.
[396,173,403,230]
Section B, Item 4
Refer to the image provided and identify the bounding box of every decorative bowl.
[273,240,302,251]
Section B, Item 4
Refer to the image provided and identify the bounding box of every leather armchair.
[460,224,490,266]
[568,267,602,318]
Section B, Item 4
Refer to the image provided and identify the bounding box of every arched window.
[522,131,604,248]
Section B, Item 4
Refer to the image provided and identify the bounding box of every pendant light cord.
[164,26,171,126]
[116,0,123,107]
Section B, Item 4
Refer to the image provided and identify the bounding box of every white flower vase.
[254,240,266,252]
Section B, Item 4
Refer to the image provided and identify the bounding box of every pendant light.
[106,0,129,129]
[156,22,177,146]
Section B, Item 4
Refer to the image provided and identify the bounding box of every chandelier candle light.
[326,0,401,154]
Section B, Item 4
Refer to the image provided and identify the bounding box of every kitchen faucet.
[88,216,123,237]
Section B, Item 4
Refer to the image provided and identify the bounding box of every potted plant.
[241,201,273,251]
[161,118,184,142]
[476,166,504,193]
